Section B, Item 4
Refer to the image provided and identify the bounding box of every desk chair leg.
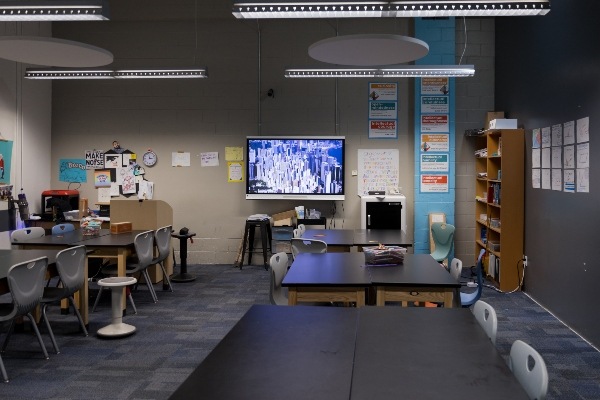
[159,261,173,292]
[142,270,158,303]
[41,304,60,354]
[25,313,50,360]
[0,354,7,383]
[92,286,104,313]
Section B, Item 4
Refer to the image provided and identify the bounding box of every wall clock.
[142,149,157,167]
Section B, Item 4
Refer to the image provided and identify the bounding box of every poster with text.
[85,150,104,170]
[421,115,449,133]
[420,175,448,193]
[420,154,449,172]
[369,120,397,139]
[368,83,398,139]
[59,159,87,183]
[228,162,244,182]
[421,77,449,95]
[564,170,575,193]
[421,96,449,114]
[368,83,397,101]
[421,134,449,152]
[357,149,399,196]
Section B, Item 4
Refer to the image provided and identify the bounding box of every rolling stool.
[97,277,137,338]
[240,218,272,270]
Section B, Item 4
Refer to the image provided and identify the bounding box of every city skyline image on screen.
[246,136,345,200]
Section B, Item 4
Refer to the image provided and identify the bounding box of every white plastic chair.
[10,227,45,243]
[472,300,498,344]
[290,238,327,259]
[449,258,462,282]
[293,228,302,238]
[269,252,289,305]
[509,340,549,400]
[297,224,306,236]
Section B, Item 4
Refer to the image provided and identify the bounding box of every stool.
[240,219,272,270]
[170,232,197,282]
[97,277,138,338]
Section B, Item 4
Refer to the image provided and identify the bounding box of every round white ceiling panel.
[308,34,429,66]
[0,36,113,67]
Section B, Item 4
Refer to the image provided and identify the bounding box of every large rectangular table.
[369,253,460,307]
[13,229,145,321]
[282,253,370,306]
[283,253,459,307]
[303,228,412,251]
[169,305,529,400]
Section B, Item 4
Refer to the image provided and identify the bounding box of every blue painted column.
[413,18,456,255]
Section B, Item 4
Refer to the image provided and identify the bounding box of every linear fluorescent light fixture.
[390,1,550,17]
[233,0,549,18]
[24,67,208,79]
[233,1,391,18]
[0,0,109,21]
[285,65,475,78]
[114,69,207,79]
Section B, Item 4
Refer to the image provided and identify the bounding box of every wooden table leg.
[288,288,297,305]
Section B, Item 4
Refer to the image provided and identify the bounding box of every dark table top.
[170,305,529,400]
[303,228,412,247]
[0,249,60,279]
[351,307,529,400]
[12,229,112,246]
[302,228,355,246]
[353,228,412,247]
[169,305,358,400]
[71,230,147,247]
[282,252,371,287]
[368,254,460,288]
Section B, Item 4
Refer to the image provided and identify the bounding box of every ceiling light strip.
[114,69,207,79]
[0,1,109,21]
[390,1,550,17]
[285,65,475,78]
[24,68,208,80]
[232,0,549,18]
[233,2,391,18]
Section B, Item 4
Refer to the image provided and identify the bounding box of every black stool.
[171,232,196,282]
[240,219,272,270]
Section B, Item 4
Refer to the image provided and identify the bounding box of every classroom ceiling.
[107,0,234,22]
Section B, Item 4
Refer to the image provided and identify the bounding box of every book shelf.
[474,129,524,291]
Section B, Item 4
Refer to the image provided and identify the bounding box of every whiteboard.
[357,149,399,196]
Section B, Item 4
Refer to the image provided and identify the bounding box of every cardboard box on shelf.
[272,210,296,227]
[485,111,505,129]
[489,119,518,129]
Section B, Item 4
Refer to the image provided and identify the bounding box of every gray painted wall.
[46,15,494,266]
[0,22,52,224]
[496,1,600,347]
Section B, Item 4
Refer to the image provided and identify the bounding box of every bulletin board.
[357,149,399,196]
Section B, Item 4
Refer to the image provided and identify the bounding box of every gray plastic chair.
[509,340,549,400]
[472,300,498,344]
[40,245,89,354]
[51,223,75,235]
[93,230,157,312]
[152,225,173,292]
[269,252,289,306]
[290,238,327,259]
[293,228,301,238]
[0,257,50,383]
[10,227,45,243]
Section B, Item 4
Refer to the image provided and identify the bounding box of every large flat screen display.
[246,136,345,200]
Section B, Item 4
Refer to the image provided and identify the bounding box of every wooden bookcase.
[474,129,524,291]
